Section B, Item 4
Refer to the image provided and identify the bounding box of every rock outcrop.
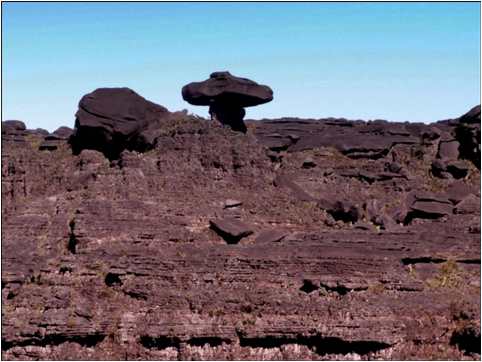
[1,104,480,360]
[69,88,169,159]
[182,71,273,133]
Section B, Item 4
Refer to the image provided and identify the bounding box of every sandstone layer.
[1,107,480,360]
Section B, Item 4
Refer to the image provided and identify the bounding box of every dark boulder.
[182,71,273,133]
[209,218,254,244]
[70,88,169,159]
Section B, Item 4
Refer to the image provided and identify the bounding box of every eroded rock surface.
[2,106,480,360]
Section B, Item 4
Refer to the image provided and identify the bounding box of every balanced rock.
[70,88,169,159]
[182,71,273,133]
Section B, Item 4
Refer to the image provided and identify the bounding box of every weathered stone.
[70,87,169,159]
[2,120,26,131]
[432,159,469,179]
[446,180,476,204]
[182,71,273,133]
[438,140,460,159]
[209,218,254,243]
[454,194,480,215]
[2,105,480,360]
[255,229,288,243]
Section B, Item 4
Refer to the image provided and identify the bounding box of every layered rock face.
[2,104,480,360]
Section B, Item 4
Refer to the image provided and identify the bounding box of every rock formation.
[1,101,480,360]
[69,88,170,159]
[182,71,273,133]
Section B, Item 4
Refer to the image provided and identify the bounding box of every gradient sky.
[2,2,481,131]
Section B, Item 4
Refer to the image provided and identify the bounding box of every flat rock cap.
[182,71,273,107]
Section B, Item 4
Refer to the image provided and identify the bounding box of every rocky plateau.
[1,87,481,360]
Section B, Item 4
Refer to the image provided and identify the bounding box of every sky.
[2,2,481,132]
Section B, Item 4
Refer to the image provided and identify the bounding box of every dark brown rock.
[209,218,254,244]
[70,88,169,159]
[182,71,273,107]
[182,71,273,133]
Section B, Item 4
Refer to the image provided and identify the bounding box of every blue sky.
[2,2,480,131]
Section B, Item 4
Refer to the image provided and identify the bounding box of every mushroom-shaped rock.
[182,71,273,133]
[70,88,169,159]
